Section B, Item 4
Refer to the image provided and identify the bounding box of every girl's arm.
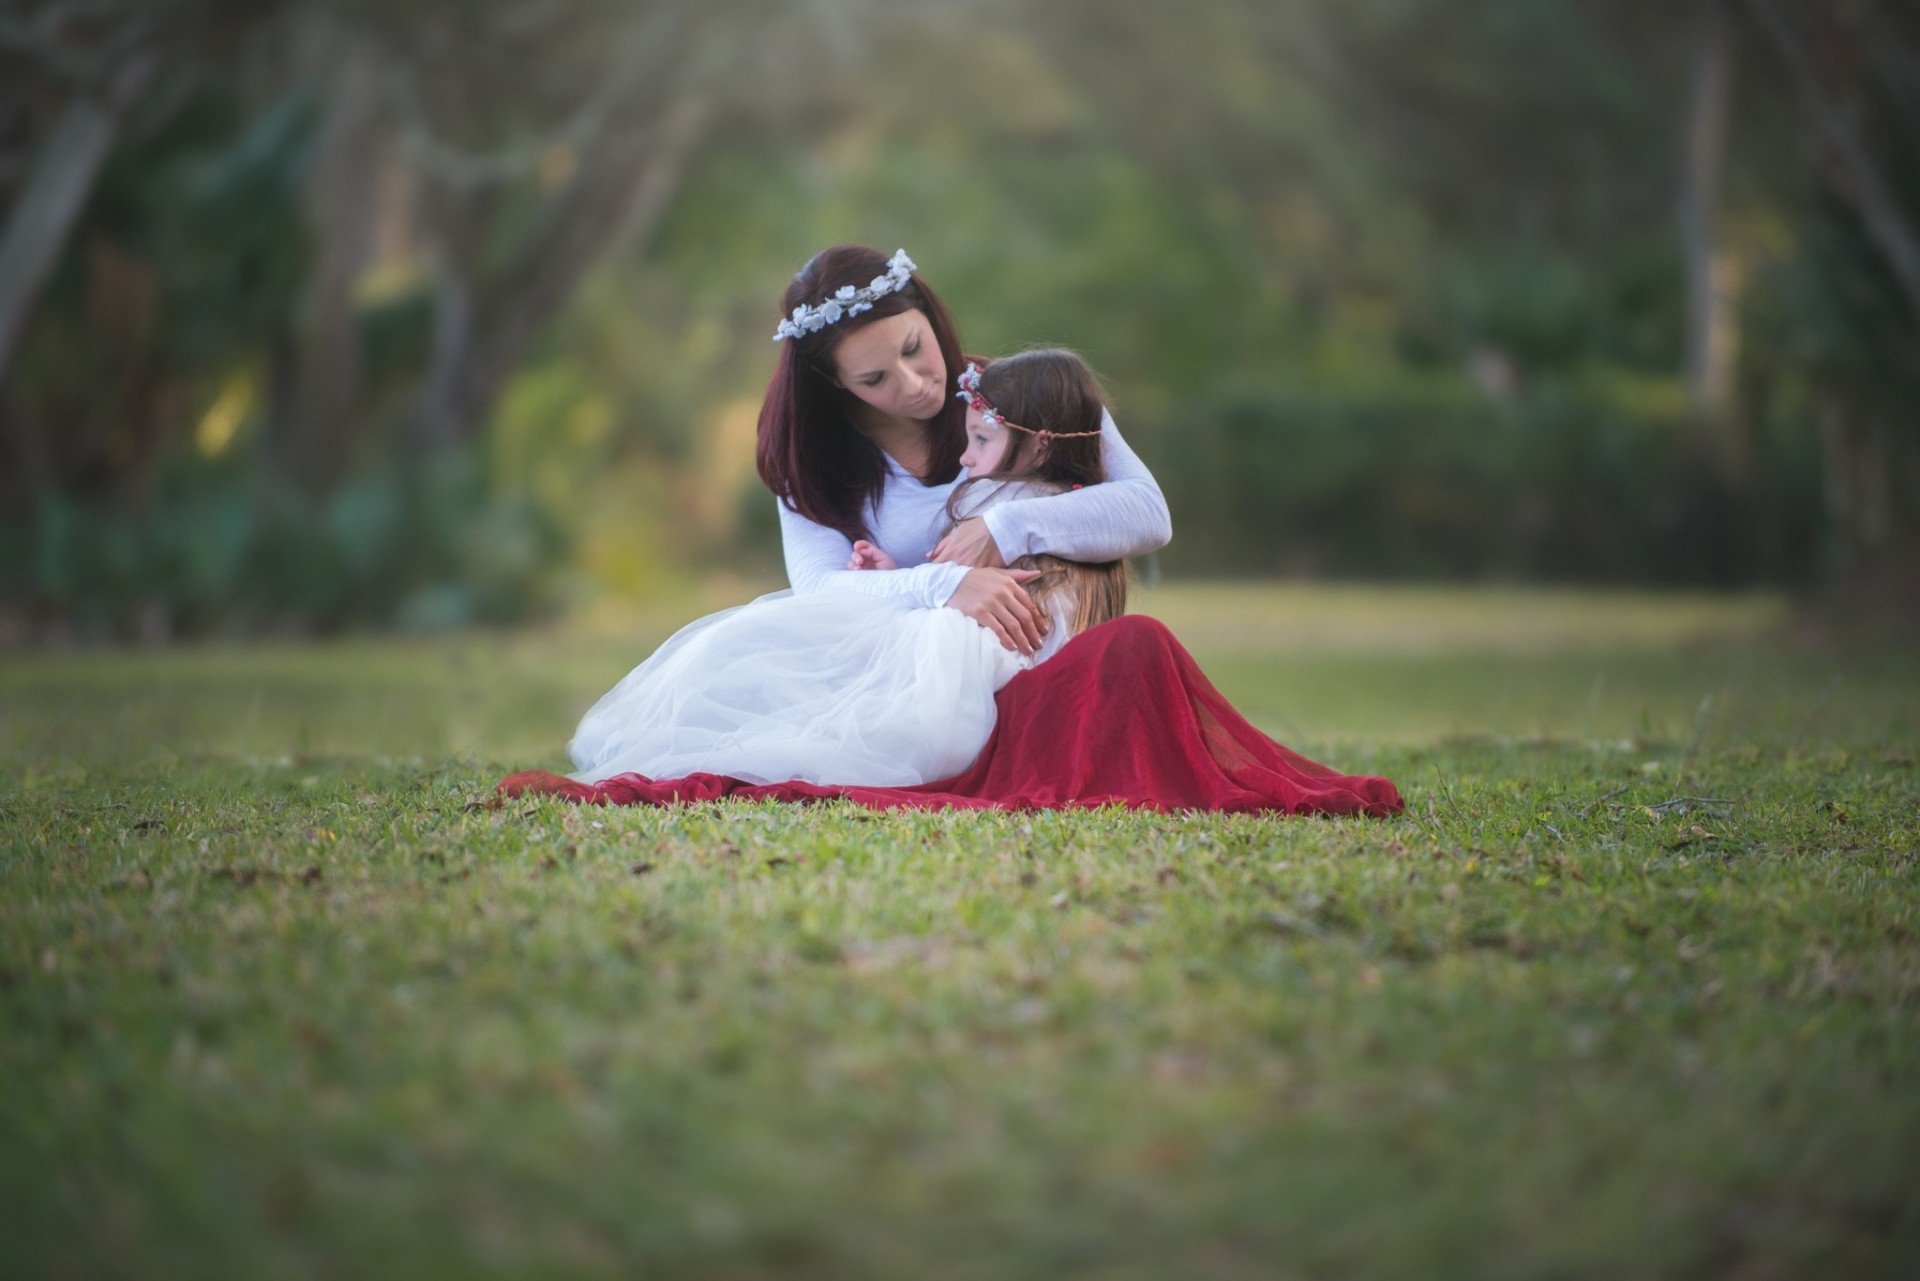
[939,409,1172,564]
[778,501,1050,653]
[779,501,967,607]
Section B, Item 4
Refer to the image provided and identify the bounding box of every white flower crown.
[772,249,918,342]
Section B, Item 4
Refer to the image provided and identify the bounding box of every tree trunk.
[0,50,154,390]
[1680,0,1740,464]
[417,254,478,456]
[268,46,386,496]
[1813,389,1920,637]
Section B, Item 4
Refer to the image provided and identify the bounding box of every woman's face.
[830,309,948,423]
[959,406,1012,477]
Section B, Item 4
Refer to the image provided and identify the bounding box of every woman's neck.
[851,406,934,479]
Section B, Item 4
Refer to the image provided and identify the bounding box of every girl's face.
[830,309,948,423]
[959,406,1012,478]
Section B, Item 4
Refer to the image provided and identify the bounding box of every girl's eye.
[904,338,921,356]
[861,374,884,387]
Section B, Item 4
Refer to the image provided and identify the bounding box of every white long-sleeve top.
[776,409,1172,608]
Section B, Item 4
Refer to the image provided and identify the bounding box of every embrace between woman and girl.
[501,246,1401,816]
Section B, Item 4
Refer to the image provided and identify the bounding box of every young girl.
[848,351,1128,656]
[566,349,1127,789]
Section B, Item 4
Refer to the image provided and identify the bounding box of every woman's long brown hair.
[755,246,968,544]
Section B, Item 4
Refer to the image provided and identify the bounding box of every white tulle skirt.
[568,591,1030,787]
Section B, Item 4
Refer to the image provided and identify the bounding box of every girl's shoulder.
[951,478,1064,519]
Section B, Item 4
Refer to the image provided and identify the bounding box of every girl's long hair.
[948,349,1128,636]
[755,246,968,544]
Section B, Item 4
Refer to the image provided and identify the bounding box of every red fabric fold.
[500,615,1402,817]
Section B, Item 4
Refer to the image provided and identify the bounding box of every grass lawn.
[2,583,1916,1279]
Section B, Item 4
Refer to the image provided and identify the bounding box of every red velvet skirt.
[500,615,1402,817]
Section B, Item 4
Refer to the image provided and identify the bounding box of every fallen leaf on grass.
[1149,1050,1213,1085]
[1645,796,1736,818]
[1254,910,1326,938]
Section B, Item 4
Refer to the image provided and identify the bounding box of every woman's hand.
[847,540,898,571]
[929,517,1006,568]
[947,567,1047,654]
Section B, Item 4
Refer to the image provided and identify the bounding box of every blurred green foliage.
[1,0,1915,639]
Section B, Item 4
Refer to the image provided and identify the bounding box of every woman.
[501,246,1400,816]
[565,348,1128,789]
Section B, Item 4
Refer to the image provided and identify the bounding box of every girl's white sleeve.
[979,409,1172,561]
[778,500,969,608]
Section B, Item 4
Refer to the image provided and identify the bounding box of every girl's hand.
[847,540,898,571]
[929,518,1006,568]
[947,567,1047,654]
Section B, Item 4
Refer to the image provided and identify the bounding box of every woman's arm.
[935,410,1172,565]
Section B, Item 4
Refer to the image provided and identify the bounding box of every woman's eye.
[861,374,883,387]
[904,339,921,356]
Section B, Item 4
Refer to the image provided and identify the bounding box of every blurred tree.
[1743,1,1920,326]
[0,0,161,391]
[0,0,304,518]
[1742,0,1920,596]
